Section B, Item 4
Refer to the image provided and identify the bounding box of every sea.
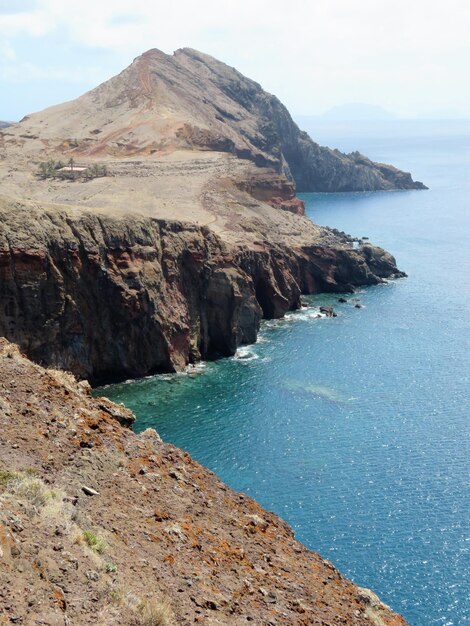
[97,119,470,626]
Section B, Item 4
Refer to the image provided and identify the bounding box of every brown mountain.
[7,47,425,191]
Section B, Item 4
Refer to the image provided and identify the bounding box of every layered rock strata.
[0,339,407,626]
[0,200,403,384]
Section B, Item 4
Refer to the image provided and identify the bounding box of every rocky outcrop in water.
[0,338,408,625]
[0,201,403,384]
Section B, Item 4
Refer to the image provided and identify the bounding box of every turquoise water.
[98,121,470,626]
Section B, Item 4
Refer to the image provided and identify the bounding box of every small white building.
[57,166,88,172]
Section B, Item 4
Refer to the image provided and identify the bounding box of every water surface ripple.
[98,121,470,626]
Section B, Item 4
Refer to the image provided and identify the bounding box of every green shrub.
[105,562,118,573]
[83,530,106,553]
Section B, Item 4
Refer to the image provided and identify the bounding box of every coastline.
[0,338,408,625]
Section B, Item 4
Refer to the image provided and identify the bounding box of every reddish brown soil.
[0,339,407,625]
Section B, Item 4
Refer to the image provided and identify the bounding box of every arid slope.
[0,339,407,626]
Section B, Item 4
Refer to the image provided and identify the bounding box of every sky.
[0,0,469,121]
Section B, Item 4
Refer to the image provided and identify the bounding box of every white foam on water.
[284,307,329,323]
[233,345,260,362]
[130,361,209,384]
[184,362,207,375]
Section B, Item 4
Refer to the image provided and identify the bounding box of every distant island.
[319,103,396,121]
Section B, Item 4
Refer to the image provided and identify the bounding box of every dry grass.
[41,494,74,529]
[83,529,107,553]
[138,597,173,626]
[7,474,57,511]
[0,469,17,487]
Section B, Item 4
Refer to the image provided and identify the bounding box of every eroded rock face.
[0,201,403,383]
[235,171,306,215]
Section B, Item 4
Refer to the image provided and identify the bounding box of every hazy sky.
[1,0,469,120]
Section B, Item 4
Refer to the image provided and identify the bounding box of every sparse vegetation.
[107,587,124,605]
[137,597,173,626]
[37,159,64,179]
[0,468,17,487]
[36,159,108,181]
[105,562,118,573]
[7,474,57,510]
[86,163,108,179]
[9,476,55,510]
[83,529,107,553]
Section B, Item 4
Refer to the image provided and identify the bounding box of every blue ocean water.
[98,121,470,626]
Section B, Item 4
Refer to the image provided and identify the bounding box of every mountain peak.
[4,48,426,190]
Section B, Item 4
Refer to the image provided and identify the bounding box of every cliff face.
[0,201,403,384]
[0,339,408,626]
[4,47,426,192]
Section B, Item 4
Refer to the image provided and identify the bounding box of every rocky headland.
[0,195,403,383]
[1,48,426,192]
[0,48,420,624]
[0,47,417,382]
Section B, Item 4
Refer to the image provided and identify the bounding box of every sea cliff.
[0,200,403,383]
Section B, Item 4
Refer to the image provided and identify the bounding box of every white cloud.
[0,8,50,37]
[0,40,16,61]
[0,0,469,117]
[0,60,103,84]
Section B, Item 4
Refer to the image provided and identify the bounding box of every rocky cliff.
[0,198,403,384]
[0,338,408,626]
[0,47,420,384]
[3,47,426,191]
